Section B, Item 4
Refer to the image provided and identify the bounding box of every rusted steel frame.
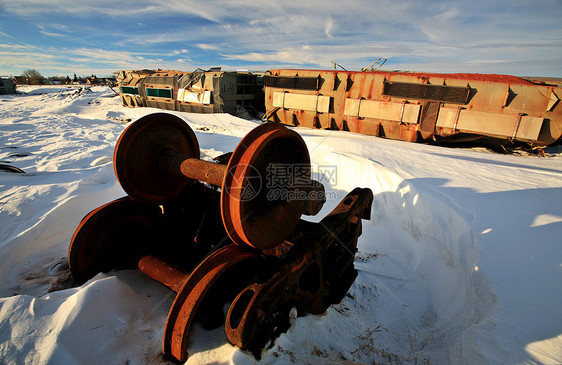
[162,244,265,363]
[224,188,373,355]
[512,113,525,139]
[345,117,418,142]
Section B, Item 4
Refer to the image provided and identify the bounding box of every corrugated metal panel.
[383,81,470,104]
[146,99,175,110]
[419,102,440,133]
[178,102,214,113]
[265,75,319,90]
[145,76,176,85]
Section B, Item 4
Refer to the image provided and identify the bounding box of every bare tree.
[21,69,45,85]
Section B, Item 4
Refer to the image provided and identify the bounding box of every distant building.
[87,76,100,85]
[0,77,16,94]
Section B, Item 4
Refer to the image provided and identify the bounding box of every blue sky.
[1,0,561,78]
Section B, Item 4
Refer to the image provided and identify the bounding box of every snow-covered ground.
[0,85,560,364]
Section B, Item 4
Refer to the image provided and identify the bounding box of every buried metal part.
[69,112,372,363]
[138,255,190,293]
[153,188,372,362]
[68,197,165,285]
[114,113,325,251]
[68,182,227,286]
[162,244,265,362]
[0,163,25,174]
[225,187,373,355]
[68,184,372,363]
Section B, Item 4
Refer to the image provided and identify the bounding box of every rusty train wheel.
[114,113,200,204]
[68,197,164,285]
[221,123,311,251]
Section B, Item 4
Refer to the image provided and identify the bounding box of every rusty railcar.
[263,69,562,147]
[117,69,263,115]
[116,69,154,107]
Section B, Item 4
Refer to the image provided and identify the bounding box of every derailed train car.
[117,68,562,147]
[116,68,264,115]
[263,69,562,147]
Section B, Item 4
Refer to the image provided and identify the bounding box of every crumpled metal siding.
[117,69,263,117]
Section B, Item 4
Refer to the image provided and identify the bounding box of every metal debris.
[68,113,372,362]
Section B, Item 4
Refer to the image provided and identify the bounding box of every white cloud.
[1,0,561,76]
[197,44,219,50]
[325,17,334,38]
[39,30,67,37]
[0,43,199,76]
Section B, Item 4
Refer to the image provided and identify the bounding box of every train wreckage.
[117,68,562,148]
[69,113,373,362]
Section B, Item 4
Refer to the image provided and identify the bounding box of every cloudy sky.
[1,0,561,78]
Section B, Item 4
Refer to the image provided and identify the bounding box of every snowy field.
[0,85,561,364]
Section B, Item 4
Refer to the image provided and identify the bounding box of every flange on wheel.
[68,197,164,285]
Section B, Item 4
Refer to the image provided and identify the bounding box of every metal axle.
[114,113,326,250]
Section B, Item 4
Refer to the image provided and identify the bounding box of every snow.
[1,85,561,364]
